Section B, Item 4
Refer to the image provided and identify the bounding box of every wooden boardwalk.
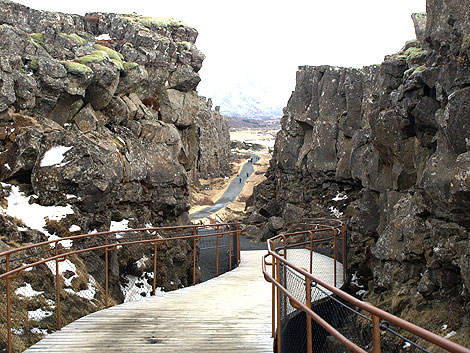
[26,250,273,352]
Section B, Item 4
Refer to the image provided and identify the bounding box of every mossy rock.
[93,44,124,61]
[123,62,138,72]
[288,130,298,137]
[118,13,191,28]
[30,39,40,49]
[30,33,44,42]
[60,61,93,76]
[404,65,427,79]
[78,50,109,65]
[30,59,38,70]
[177,41,191,50]
[403,47,428,60]
[110,58,124,71]
[60,33,86,46]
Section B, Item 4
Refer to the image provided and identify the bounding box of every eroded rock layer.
[247,0,470,343]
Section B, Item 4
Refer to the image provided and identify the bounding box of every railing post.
[105,234,109,308]
[342,225,347,283]
[306,276,312,353]
[309,231,313,274]
[229,225,232,271]
[236,223,241,265]
[152,236,158,296]
[334,228,337,287]
[216,225,219,277]
[193,226,197,286]
[6,254,12,353]
[271,254,275,338]
[276,257,281,353]
[55,243,62,330]
[372,315,381,353]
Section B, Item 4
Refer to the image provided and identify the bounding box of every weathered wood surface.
[26,250,273,352]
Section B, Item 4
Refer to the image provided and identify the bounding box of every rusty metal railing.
[262,219,470,353]
[0,223,240,353]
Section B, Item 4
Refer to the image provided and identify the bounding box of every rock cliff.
[0,1,231,347]
[247,0,470,343]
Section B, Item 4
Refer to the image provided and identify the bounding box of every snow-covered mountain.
[205,81,284,119]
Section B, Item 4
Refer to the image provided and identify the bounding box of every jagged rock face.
[0,0,230,319]
[0,0,230,228]
[248,0,470,323]
[195,97,231,179]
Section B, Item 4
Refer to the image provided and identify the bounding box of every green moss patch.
[403,47,428,60]
[123,62,138,72]
[60,61,93,75]
[93,44,124,61]
[30,33,44,42]
[177,41,191,50]
[30,59,38,70]
[78,50,109,64]
[60,33,86,46]
[118,13,191,28]
[30,40,40,49]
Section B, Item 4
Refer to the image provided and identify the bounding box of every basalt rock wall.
[0,1,230,346]
[247,0,470,342]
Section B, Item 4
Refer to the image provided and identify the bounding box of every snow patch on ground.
[444,331,456,339]
[65,275,97,301]
[328,206,343,218]
[136,255,149,269]
[332,192,348,201]
[69,224,81,232]
[46,259,78,287]
[96,33,111,40]
[40,146,73,167]
[31,328,48,335]
[120,272,160,303]
[28,308,53,321]
[15,283,44,297]
[110,219,130,238]
[12,328,24,335]
[1,183,74,247]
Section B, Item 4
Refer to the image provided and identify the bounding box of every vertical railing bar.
[342,225,347,283]
[306,275,312,353]
[216,225,219,277]
[229,225,232,271]
[152,237,158,296]
[236,223,241,265]
[55,243,61,330]
[372,314,381,353]
[271,253,275,338]
[6,254,12,353]
[193,226,197,286]
[309,231,313,274]
[276,257,281,353]
[334,228,337,288]
[105,234,109,308]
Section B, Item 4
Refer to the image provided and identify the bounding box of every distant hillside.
[227,116,280,130]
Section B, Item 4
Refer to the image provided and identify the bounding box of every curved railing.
[0,223,240,353]
[262,219,470,353]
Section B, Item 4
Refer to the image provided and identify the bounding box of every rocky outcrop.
[0,1,231,346]
[194,97,231,179]
[247,1,470,342]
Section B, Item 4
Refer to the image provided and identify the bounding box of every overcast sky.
[15,0,426,106]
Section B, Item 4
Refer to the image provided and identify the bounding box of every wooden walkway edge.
[25,250,273,353]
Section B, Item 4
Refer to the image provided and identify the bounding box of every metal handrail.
[262,219,470,353]
[1,223,241,353]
